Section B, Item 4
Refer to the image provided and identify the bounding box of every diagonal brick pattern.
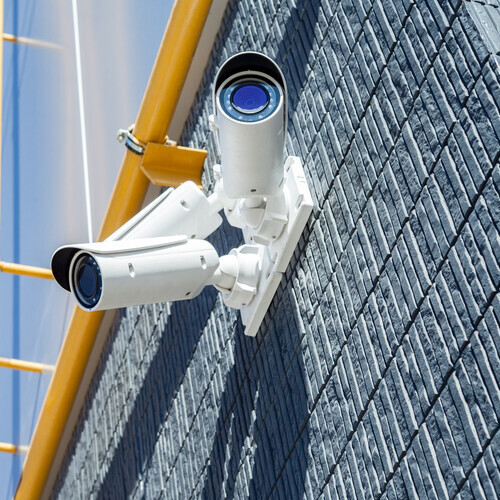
[52,1,500,498]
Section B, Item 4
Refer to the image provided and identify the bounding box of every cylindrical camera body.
[53,236,219,311]
[213,52,287,199]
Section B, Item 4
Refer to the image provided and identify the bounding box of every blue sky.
[0,1,173,497]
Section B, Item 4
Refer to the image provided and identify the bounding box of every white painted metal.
[72,0,93,242]
[212,70,286,199]
[61,236,219,311]
[107,181,222,242]
[239,156,313,336]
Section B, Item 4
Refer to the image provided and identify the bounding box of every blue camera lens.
[219,78,280,123]
[231,83,269,114]
[78,262,98,298]
[73,253,102,308]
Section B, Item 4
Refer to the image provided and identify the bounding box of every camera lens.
[73,253,102,308]
[231,83,269,114]
[219,76,281,123]
[78,263,97,298]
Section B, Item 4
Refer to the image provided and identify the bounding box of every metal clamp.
[117,124,147,155]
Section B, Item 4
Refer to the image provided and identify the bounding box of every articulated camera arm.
[50,158,311,337]
[205,156,312,336]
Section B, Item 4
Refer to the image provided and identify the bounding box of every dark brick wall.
[53,0,500,498]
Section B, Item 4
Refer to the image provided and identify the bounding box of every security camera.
[52,51,312,337]
[210,51,287,199]
[52,236,220,311]
[51,181,224,311]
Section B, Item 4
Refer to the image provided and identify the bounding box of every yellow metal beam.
[0,443,28,455]
[3,33,61,50]
[15,1,213,498]
[0,261,53,280]
[0,357,54,374]
[141,141,206,187]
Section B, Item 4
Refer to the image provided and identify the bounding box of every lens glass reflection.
[78,262,98,298]
[73,253,102,308]
[231,83,268,114]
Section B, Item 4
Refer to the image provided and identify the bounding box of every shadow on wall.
[91,222,241,499]
[94,286,220,499]
[199,1,321,496]
[201,286,310,498]
[276,0,321,113]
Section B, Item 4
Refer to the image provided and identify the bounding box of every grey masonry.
[53,0,500,498]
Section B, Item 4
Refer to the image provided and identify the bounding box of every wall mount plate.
[240,156,313,336]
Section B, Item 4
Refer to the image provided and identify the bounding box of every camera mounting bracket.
[216,156,312,336]
[117,124,207,187]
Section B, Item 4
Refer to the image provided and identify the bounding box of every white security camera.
[51,181,224,311]
[53,51,312,336]
[210,51,287,199]
[53,236,220,311]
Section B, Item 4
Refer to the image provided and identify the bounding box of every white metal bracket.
[223,156,312,336]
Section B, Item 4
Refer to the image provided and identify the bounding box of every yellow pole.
[0,443,28,455]
[3,33,61,50]
[0,357,54,374]
[15,1,213,498]
[0,261,53,280]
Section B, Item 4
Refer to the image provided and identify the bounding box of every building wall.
[52,0,500,498]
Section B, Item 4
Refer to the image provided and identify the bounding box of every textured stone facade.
[53,0,500,498]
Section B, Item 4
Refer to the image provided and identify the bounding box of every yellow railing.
[14,1,213,497]
[0,357,54,374]
[0,442,28,455]
[0,261,53,280]
[3,33,61,50]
